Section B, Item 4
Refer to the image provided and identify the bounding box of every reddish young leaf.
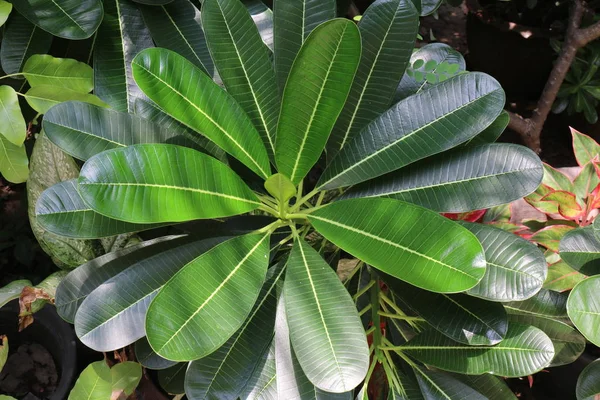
[529,225,575,252]
[442,209,487,222]
[544,260,587,292]
[541,191,584,220]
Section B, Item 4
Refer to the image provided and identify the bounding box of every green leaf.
[24,86,108,114]
[265,173,296,203]
[23,55,93,93]
[414,369,488,400]
[185,264,283,399]
[395,43,466,102]
[573,162,599,202]
[12,0,103,40]
[567,275,600,346]
[308,198,486,293]
[94,0,153,112]
[318,72,505,190]
[74,236,227,351]
[577,359,600,400]
[572,128,600,166]
[343,144,543,212]
[276,19,360,185]
[328,0,418,156]
[560,226,600,275]
[133,0,174,4]
[451,374,517,400]
[0,335,7,373]
[508,314,585,367]
[111,362,142,398]
[0,135,28,183]
[467,111,510,146]
[0,86,26,146]
[43,102,201,162]
[202,0,281,158]
[132,48,271,178]
[541,163,575,192]
[55,236,192,324]
[420,0,444,15]
[544,260,586,292]
[139,0,214,75]
[78,144,260,223]
[384,275,507,345]
[158,363,187,394]
[457,222,546,301]
[135,337,177,370]
[36,179,167,238]
[0,12,52,75]
[0,279,31,308]
[284,239,369,392]
[241,340,277,400]
[68,361,112,400]
[399,323,554,377]
[0,1,11,27]
[273,0,336,90]
[504,288,568,319]
[146,233,271,361]
[27,132,99,268]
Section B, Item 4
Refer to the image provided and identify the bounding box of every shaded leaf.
[467,111,510,146]
[576,359,600,400]
[158,363,187,394]
[560,225,600,275]
[414,369,487,400]
[0,12,52,75]
[505,288,568,319]
[135,337,177,370]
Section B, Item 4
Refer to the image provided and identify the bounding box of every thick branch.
[506,0,600,154]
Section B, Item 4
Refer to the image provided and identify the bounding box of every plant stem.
[353,279,376,300]
[290,188,321,212]
[370,280,384,363]
[378,312,424,321]
[315,191,326,207]
[0,73,24,80]
[285,212,310,221]
[258,204,280,217]
[255,219,287,235]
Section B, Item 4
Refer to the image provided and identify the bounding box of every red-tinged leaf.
[572,127,600,166]
[544,260,587,292]
[442,209,487,222]
[487,221,529,234]
[482,204,512,223]
[530,225,575,252]
[525,197,560,216]
[573,162,600,206]
[542,163,574,192]
[589,183,600,209]
[541,191,584,220]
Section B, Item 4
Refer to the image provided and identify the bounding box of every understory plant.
[19,0,582,398]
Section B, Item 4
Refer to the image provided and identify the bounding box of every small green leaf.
[68,361,112,400]
[24,85,108,114]
[412,59,424,69]
[264,173,296,203]
[111,362,142,398]
[0,1,12,27]
[577,359,600,400]
[0,86,26,146]
[567,275,600,346]
[23,55,94,93]
[0,135,29,183]
[0,335,8,372]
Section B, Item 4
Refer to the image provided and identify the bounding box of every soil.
[0,342,58,399]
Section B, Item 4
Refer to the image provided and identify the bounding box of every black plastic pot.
[0,300,77,400]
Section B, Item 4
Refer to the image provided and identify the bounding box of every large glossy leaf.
[23,55,93,93]
[457,221,546,301]
[567,275,600,346]
[467,111,510,146]
[504,288,568,319]
[399,323,554,377]
[202,0,280,158]
[328,0,418,156]
[0,86,25,146]
[451,374,517,400]
[414,369,487,400]
[508,314,585,367]
[27,132,98,268]
[74,236,227,351]
[284,239,369,392]
[139,0,214,75]
[44,102,200,161]
[273,0,336,90]
[132,48,271,178]
[36,180,166,238]
[146,233,270,361]
[276,19,360,185]
[343,144,542,212]
[560,225,600,275]
[0,0,11,27]
[241,341,277,400]
[577,359,600,400]
[68,361,112,400]
[11,0,103,40]
[308,198,486,293]
[24,87,107,114]
[0,135,28,183]
[318,72,505,190]
[185,264,283,399]
[78,144,260,223]
[395,42,466,102]
[384,275,507,345]
[0,12,52,75]
[135,337,177,370]
[94,0,153,112]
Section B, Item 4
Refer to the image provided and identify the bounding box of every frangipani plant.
[30,0,557,398]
